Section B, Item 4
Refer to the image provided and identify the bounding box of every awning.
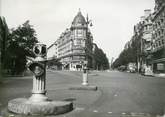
[151,58,165,63]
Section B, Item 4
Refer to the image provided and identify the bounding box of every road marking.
[75,107,84,111]
[130,112,137,116]
[108,112,112,114]
[9,115,14,117]
[122,112,126,115]
[114,94,117,97]
[93,110,98,113]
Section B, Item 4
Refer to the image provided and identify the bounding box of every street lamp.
[85,14,93,65]
[86,14,93,27]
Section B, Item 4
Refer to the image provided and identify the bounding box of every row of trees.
[112,36,141,69]
[0,17,38,75]
[93,47,109,70]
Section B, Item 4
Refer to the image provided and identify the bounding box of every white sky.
[0,0,155,60]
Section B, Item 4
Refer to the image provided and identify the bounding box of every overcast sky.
[1,0,155,60]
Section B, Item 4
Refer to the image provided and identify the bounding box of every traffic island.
[69,85,97,91]
[8,98,73,115]
[69,61,97,91]
[7,43,73,115]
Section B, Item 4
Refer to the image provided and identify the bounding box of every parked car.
[118,65,127,71]
[127,63,136,73]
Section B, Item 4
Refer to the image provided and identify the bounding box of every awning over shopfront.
[151,58,165,63]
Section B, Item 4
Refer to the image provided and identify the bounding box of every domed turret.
[71,10,87,28]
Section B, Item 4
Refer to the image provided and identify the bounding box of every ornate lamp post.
[81,15,93,86]
[85,14,93,64]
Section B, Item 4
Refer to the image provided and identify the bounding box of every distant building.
[50,10,94,71]
[151,0,165,73]
[47,41,58,59]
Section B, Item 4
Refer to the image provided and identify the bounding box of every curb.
[69,85,98,91]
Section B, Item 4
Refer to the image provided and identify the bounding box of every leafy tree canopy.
[4,20,38,75]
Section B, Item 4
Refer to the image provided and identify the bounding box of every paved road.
[0,70,165,117]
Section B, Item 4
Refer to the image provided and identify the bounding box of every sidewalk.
[153,73,165,78]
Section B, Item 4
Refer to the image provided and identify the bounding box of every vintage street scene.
[0,0,165,117]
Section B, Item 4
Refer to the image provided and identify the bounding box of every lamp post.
[85,14,92,67]
[81,14,92,86]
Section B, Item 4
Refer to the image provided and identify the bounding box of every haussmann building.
[54,10,94,71]
[151,0,165,74]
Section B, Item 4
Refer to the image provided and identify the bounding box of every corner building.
[56,10,93,71]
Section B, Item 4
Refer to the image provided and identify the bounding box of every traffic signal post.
[8,43,73,115]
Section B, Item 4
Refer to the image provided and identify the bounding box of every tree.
[4,20,38,75]
[112,36,141,69]
[0,17,9,72]
[93,47,109,70]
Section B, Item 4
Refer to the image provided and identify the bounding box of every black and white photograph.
[0,0,165,117]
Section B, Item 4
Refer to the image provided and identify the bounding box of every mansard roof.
[72,10,87,27]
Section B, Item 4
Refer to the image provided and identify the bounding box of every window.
[161,18,164,23]
[158,31,161,36]
[162,40,164,45]
[155,33,157,38]
[77,29,83,37]
[158,21,161,26]
[74,39,81,45]
[153,45,156,48]
[156,43,158,47]
[159,41,161,46]
[161,29,164,34]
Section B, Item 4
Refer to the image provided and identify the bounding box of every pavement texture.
[0,70,165,117]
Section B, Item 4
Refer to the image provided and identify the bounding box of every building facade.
[47,41,58,59]
[53,10,93,71]
[125,9,153,72]
[151,0,165,73]
[140,9,153,69]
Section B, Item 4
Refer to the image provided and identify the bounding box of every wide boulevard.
[0,70,165,117]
